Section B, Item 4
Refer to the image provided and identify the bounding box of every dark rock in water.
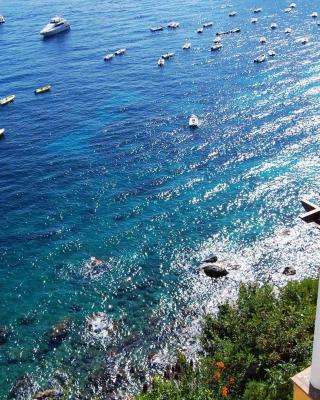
[203,255,218,264]
[47,317,71,346]
[68,304,82,313]
[283,266,296,276]
[53,370,69,386]
[33,389,57,399]
[0,326,10,344]
[203,264,229,278]
[8,375,35,399]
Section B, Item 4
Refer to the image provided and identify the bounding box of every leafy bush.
[137,278,317,400]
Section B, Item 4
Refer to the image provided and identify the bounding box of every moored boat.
[254,8,262,13]
[167,21,179,29]
[0,15,5,23]
[211,43,222,51]
[290,3,296,8]
[150,26,163,32]
[230,27,241,33]
[260,36,267,44]
[183,42,191,49]
[268,49,276,57]
[189,114,199,128]
[0,128,5,137]
[203,22,213,28]
[34,85,51,94]
[284,8,292,13]
[0,95,15,106]
[196,27,203,33]
[311,12,318,18]
[115,48,126,55]
[251,18,258,23]
[40,16,70,37]
[270,23,278,29]
[229,11,237,17]
[254,54,266,63]
[285,27,292,34]
[104,53,113,61]
[158,58,165,66]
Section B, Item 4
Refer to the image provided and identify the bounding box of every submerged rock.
[0,326,10,344]
[17,312,36,326]
[283,266,296,276]
[202,264,229,278]
[8,375,35,399]
[33,389,58,399]
[47,317,72,346]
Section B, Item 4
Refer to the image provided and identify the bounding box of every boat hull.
[40,24,70,37]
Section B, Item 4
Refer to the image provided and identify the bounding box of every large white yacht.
[0,15,5,24]
[40,16,70,37]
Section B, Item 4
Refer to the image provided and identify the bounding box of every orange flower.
[221,386,228,397]
[215,361,225,369]
[212,370,221,383]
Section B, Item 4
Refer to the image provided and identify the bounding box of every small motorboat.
[254,8,262,13]
[0,128,5,137]
[158,58,165,66]
[203,22,213,28]
[311,12,318,18]
[213,37,221,43]
[300,37,309,44]
[251,18,258,23]
[230,27,241,33]
[270,23,278,29]
[254,54,266,63]
[150,26,163,32]
[285,27,292,34]
[183,42,191,49]
[167,52,175,58]
[104,53,113,61]
[161,52,174,60]
[260,36,267,44]
[0,15,5,23]
[189,114,199,128]
[196,27,204,33]
[229,11,237,17]
[115,48,126,56]
[268,49,276,57]
[34,85,51,94]
[211,43,222,51]
[216,30,229,36]
[40,16,70,37]
[284,8,292,13]
[167,21,179,29]
[0,95,15,106]
[290,3,296,8]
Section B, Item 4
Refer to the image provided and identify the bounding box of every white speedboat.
[150,26,163,32]
[290,3,296,8]
[40,16,70,37]
[158,58,165,66]
[260,36,267,44]
[203,22,213,28]
[168,21,179,29]
[229,11,237,17]
[213,37,221,43]
[254,8,262,13]
[115,48,126,55]
[104,53,113,61]
[189,115,199,128]
[196,27,204,33]
[268,49,276,57]
[284,8,292,13]
[270,23,278,29]
[285,27,292,34]
[311,12,318,18]
[251,18,258,23]
[0,128,5,137]
[183,42,191,49]
[254,54,266,63]
[0,15,5,23]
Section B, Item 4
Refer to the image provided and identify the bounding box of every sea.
[1,0,320,398]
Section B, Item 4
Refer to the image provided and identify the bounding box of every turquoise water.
[1,0,320,397]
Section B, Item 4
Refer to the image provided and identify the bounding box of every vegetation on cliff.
[136,278,317,400]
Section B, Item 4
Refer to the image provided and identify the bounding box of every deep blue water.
[1,0,320,398]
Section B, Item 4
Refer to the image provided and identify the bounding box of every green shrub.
[137,278,317,400]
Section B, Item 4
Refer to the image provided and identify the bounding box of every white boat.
[0,15,5,24]
[40,16,70,37]
[203,22,213,28]
[189,115,199,128]
[211,43,222,51]
[290,3,296,8]
[254,54,266,63]
[150,26,163,32]
[270,23,278,29]
[229,11,237,17]
[298,37,309,44]
[311,12,318,18]
[104,53,113,61]
[183,42,191,49]
[285,27,292,34]
[167,21,179,29]
[251,18,258,23]
[254,8,262,13]
[161,52,174,60]
[0,128,5,137]
[230,28,241,33]
[213,37,221,43]
[115,48,126,55]
[260,36,267,44]
[284,8,292,13]
[196,27,203,33]
[268,49,276,57]
[158,58,165,66]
